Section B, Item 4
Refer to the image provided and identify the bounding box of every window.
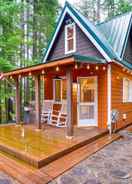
[65,23,76,54]
[53,79,67,102]
[54,79,62,102]
[123,78,132,102]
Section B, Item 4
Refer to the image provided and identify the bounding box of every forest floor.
[49,129,132,184]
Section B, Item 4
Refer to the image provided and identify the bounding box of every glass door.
[77,77,97,126]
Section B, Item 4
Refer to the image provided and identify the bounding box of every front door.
[77,77,97,127]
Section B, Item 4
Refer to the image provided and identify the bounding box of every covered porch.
[2,54,109,138]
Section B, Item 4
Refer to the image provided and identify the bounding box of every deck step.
[0,129,108,168]
[41,133,121,180]
[0,133,120,184]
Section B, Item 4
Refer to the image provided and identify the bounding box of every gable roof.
[42,2,132,69]
[97,12,132,59]
[42,1,120,63]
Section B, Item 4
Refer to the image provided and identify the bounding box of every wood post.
[66,68,73,138]
[35,75,41,129]
[15,77,20,124]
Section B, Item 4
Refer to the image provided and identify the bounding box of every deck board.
[0,124,107,168]
[0,123,123,184]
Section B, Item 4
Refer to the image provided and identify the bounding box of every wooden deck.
[0,124,108,168]
[0,132,121,184]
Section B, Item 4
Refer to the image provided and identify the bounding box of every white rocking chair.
[56,100,67,127]
[41,100,53,124]
[48,103,62,126]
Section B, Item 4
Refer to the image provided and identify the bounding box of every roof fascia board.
[43,5,112,63]
[66,8,111,62]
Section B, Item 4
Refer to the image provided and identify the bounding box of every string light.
[86,64,90,70]
[18,74,21,79]
[29,72,32,76]
[95,66,99,70]
[56,66,59,72]
[74,64,78,69]
[103,66,106,70]
[41,70,45,74]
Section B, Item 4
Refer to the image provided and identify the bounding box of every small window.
[65,23,76,54]
[123,78,132,102]
[54,79,62,102]
[53,79,67,102]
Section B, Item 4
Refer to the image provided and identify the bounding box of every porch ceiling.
[2,54,107,78]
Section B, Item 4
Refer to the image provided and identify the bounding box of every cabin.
[1,2,132,138]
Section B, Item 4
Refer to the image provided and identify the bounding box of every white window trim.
[53,79,62,103]
[123,78,132,103]
[65,23,76,54]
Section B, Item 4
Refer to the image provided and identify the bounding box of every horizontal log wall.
[111,63,132,129]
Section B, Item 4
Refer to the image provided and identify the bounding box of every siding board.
[111,63,132,129]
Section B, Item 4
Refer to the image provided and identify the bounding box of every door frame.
[77,76,98,127]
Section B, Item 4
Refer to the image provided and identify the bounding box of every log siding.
[111,63,132,129]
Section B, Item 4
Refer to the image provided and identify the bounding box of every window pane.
[67,26,73,39]
[65,24,75,53]
[129,81,132,102]
[62,79,67,100]
[80,78,95,102]
[123,79,129,102]
[80,105,94,119]
[68,39,73,51]
[55,80,61,101]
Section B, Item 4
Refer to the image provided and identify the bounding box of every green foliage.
[0,0,22,71]
[76,0,132,22]
[0,58,14,71]
[115,0,132,14]
[0,0,59,123]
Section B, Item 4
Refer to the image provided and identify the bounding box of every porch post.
[15,77,20,124]
[35,75,41,129]
[66,68,73,138]
[107,64,112,135]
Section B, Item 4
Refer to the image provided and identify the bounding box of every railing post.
[15,77,20,124]
[35,75,41,129]
[66,68,73,138]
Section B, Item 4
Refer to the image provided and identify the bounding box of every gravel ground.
[49,130,132,184]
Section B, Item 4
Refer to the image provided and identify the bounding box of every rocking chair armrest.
[41,110,52,114]
[60,113,67,116]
